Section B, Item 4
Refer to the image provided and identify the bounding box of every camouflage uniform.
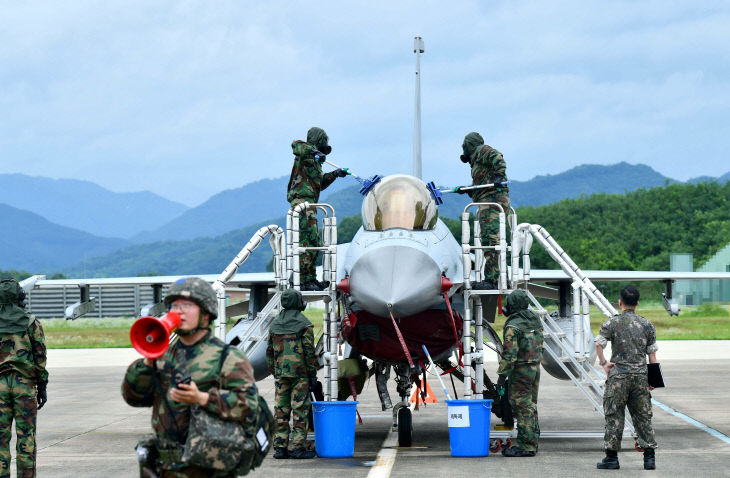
[287,128,341,284]
[122,277,260,477]
[0,281,48,478]
[266,289,318,450]
[463,132,510,284]
[497,290,543,453]
[122,333,259,477]
[596,310,658,451]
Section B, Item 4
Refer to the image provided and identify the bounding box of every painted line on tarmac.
[653,399,730,445]
[367,402,416,478]
[367,429,398,478]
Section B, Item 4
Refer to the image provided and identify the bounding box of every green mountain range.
[0,203,129,271]
[4,163,729,277]
[63,168,730,278]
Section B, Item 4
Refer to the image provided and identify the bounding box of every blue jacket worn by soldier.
[497,289,543,457]
[266,288,318,459]
[122,278,260,478]
[287,127,347,291]
[459,132,509,289]
[595,285,658,470]
[0,278,48,478]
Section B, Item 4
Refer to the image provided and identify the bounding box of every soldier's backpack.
[235,395,275,474]
[181,345,275,476]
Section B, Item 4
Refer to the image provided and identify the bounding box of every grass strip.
[41,304,730,348]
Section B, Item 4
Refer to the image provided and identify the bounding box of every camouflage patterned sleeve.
[320,170,338,191]
[29,318,49,384]
[646,322,658,354]
[121,359,154,407]
[596,318,613,348]
[205,348,259,424]
[497,326,519,376]
[266,334,275,375]
[489,150,507,183]
[301,326,318,375]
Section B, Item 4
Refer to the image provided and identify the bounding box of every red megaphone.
[130,312,182,359]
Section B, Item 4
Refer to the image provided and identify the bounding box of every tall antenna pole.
[413,36,424,179]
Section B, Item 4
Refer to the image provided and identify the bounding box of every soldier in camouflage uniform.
[497,289,543,457]
[595,285,658,470]
[288,127,348,291]
[266,288,318,459]
[0,278,48,478]
[122,277,260,477]
[457,132,510,289]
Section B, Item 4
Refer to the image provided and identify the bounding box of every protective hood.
[270,288,312,335]
[462,132,485,160]
[306,127,329,153]
[504,289,542,332]
[0,280,31,334]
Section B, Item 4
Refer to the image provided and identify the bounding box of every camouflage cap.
[164,277,218,319]
[306,127,329,152]
[462,132,485,159]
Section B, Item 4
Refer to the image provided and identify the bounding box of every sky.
[2,1,729,207]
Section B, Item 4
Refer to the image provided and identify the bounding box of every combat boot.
[644,448,656,470]
[596,449,619,469]
[289,448,316,459]
[273,447,289,459]
[471,280,496,290]
[300,281,324,291]
[502,447,535,457]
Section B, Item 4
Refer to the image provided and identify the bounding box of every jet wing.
[527,269,730,282]
[25,272,276,289]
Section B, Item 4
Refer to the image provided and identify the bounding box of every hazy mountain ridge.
[0,173,187,239]
[8,163,730,276]
[0,203,130,271]
[131,174,352,243]
[63,218,284,277]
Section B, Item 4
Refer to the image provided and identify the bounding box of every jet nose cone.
[349,244,442,316]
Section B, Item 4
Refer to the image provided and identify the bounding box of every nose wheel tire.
[397,407,413,447]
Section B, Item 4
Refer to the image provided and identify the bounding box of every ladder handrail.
[211,224,285,340]
[233,291,283,355]
[515,223,617,318]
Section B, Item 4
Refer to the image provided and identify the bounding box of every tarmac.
[7,341,730,478]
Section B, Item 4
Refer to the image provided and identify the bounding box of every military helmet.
[164,277,218,319]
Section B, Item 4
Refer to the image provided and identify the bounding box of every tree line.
[337,181,730,272]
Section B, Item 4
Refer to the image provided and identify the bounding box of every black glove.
[308,374,318,392]
[496,375,507,397]
[335,168,348,178]
[313,150,326,163]
[453,186,468,195]
[37,382,47,410]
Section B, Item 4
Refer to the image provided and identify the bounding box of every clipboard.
[647,363,665,388]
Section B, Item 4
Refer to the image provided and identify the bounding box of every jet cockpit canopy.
[361,174,438,231]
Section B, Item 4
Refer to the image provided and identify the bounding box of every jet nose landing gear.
[393,402,413,447]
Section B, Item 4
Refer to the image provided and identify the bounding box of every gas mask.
[460,144,470,163]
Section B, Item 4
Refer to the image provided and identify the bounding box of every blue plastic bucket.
[312,400,359,458]
[445,399,492,457]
